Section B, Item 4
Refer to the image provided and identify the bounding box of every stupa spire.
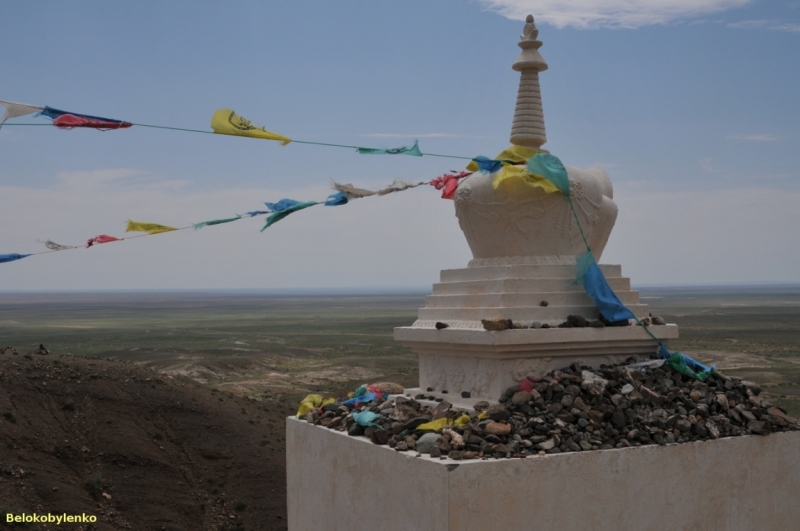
[510,14,548,149]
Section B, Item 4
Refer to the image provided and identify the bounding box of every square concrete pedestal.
[287,418,800,531]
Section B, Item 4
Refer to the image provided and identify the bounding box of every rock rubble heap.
[302,357,798,460]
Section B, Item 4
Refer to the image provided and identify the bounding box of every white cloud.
[728,19,800,32]
[698,157,717,173]
[361,133,491,139]
[748,173,791,180]
[478,0,753,29]
[726,134,777,141]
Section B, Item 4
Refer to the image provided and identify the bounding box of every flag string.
[1,122,475,161]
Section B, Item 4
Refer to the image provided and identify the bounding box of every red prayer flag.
[430,171,472,200]
[53,114,132,130]
[86,235,120,247]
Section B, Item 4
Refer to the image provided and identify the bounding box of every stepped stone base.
[287,419,800,531]
[395,325,678,403]
[395,260,677,402]
[409,261,649,328]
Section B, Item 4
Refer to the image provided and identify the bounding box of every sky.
[1,0,798,291]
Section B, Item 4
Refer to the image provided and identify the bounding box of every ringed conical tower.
[510,14,548,149]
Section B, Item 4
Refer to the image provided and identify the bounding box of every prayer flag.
[210,109,291,145]
[126,220,178,235]
[193,215,242,230]
[376,180,425,195]
[467,156,504,174]
[39,107,132,129]
[356,139,422,156]
[0,253,31,264]
[430,171,472,200]
[492,164,561,194]
[331,181,376,200]
[86,235,120,247]
[526,153,570,195]
[324,192,348,206]
[38,240,75,251]
[0,100,43,129]
[53,114,132,130]
[261,199,317,231]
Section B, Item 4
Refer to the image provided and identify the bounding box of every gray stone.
[512,391,532,405]
[741,381,762,396]
[611,410,628,429]
[487,405,510,422]
[716,393,729,411]
[536,438,555,451]
[473,401,490,412]
[481,318,512,331]
[705,420,720,439]
[416,433,441,454]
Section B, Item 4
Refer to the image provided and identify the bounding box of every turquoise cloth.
[356,139,422,157]
[260,200,317,231]
[342,392,378,406]
[352,410,382,428]
[574,250,595,286]
[193,215,241,230]
[583,261,636,323]
[324,192,348,206]
[472,156,504,173]
[527,153,570,195]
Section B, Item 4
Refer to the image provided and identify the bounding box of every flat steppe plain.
[1,286,799,414]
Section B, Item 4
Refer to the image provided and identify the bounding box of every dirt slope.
[0,349,293,530]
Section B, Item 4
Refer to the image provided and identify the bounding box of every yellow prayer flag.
[416,417,452,431]
[492,163,561,194]
[210,108,292,145]
[466,145,548,172]
[125,220,178,235]
[296,394,335,418]
[454,414,471,429]
[494,145,548,163]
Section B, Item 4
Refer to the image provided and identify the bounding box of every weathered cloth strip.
[332,181,377,200]
[0,100,43,129]
[39,240,75,251]
[376,180,426,195]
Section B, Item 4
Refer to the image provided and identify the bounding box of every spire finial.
[510,14,548,148]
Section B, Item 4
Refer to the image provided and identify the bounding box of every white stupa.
[394,15,678,404]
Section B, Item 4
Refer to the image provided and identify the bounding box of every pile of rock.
[302,357,798,460]
[479,314,669,331]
